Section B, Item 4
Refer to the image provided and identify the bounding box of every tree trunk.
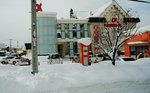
[112,60,115,66]
[112,48,117,66]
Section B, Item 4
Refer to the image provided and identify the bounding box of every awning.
[128,42,150,46]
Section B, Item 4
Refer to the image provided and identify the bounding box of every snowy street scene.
[0,0,150,93]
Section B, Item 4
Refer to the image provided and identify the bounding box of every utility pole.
[9,39,12,52]
[31,0,38,74]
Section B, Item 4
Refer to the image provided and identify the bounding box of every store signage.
[36,3,42,12]
[104,18,121,27]
[93,26,100,44]
[148,33,150,42]
[93,26,100,51]
[104,24,121,27]
[112,18,117,22]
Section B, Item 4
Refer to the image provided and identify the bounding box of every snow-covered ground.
[0,57,150,93]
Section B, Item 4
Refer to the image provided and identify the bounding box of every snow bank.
[0,59,150,93]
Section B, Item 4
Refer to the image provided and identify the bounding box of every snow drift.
[0,59,150,93]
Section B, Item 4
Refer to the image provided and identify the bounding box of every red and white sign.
[36,3,42,12]
[112,18,117,22]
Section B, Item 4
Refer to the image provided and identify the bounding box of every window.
[51,54,60,59]
[122,58,135,61]
[57,33,61,38]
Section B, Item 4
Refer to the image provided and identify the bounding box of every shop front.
[124,31,150,59]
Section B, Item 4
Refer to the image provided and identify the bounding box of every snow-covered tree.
[92,9,140,66]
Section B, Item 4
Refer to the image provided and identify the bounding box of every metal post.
[9,39,12,52]
[31,0,38,74]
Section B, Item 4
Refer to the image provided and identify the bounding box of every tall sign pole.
[31,0,38,74]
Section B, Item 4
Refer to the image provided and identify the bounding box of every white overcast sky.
[0,0,150,47]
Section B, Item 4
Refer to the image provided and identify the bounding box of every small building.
[124,26,150,59]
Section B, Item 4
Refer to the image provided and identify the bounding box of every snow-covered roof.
[128,41,150,46]
[136,26,150,34]
[130,25,150,35]
[37,12,57,17]
[75,1,112,19]
[78,38,92,45]
[38,11,57,15]
[57,18,88,21]
[91,1,112,17]
[75,11,91,19]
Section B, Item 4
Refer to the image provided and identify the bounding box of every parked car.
[116,57,136,62]
[0,56,15,64]
[15,57,31,66]
[0,51,6,57]
[1,56,31,65]
[49,54,61,64]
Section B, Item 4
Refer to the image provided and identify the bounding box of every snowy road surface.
[32,79,150,93]
[0,58,150,93]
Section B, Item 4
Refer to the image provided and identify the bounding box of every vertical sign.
[93,26,100,52]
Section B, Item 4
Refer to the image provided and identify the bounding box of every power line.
[129,0,150,3]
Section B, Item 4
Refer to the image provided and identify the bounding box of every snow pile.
[78,38,92,45]
[0,59,150,93]
[38,56,49,63]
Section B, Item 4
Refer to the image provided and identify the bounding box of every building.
[124,26,150,59]
[37,0,139,57]
[37,12,58,55]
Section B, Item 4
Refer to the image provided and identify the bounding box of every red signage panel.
[104,24,121,27]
